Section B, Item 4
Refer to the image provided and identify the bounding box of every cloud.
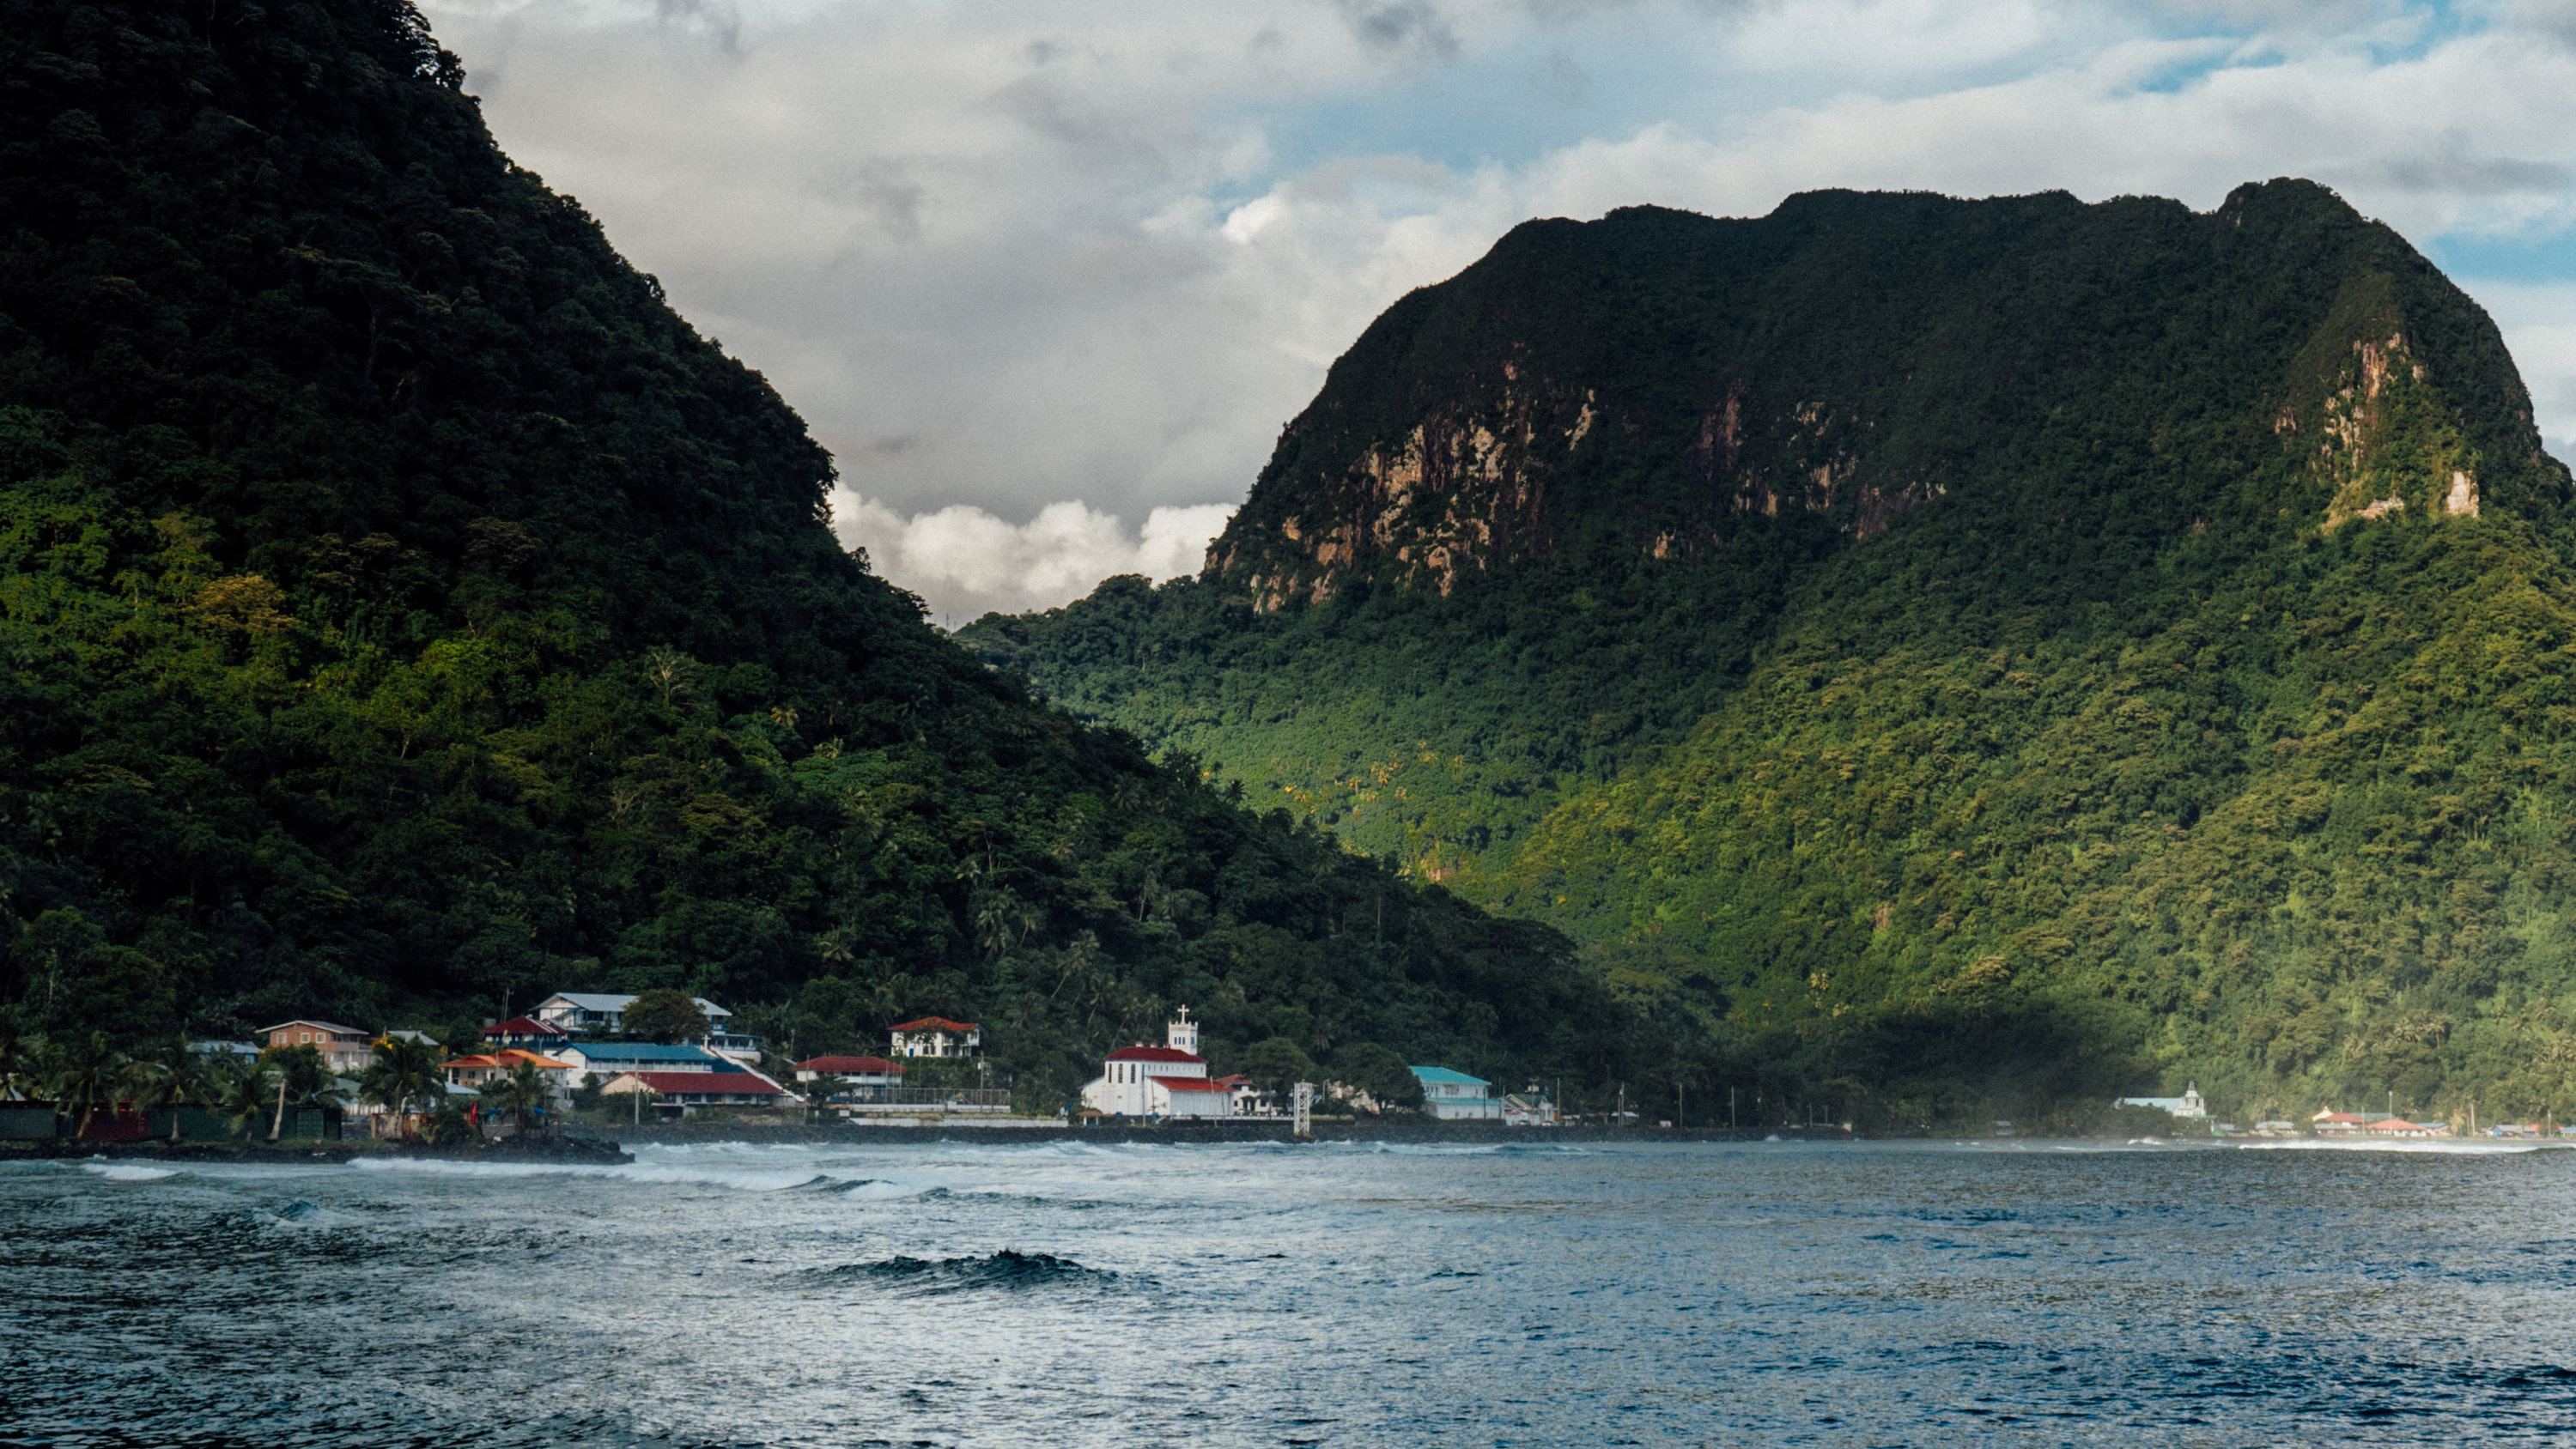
[418,0,2576,619]
[831,488,1235,621]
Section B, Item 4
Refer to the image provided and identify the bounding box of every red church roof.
[1155,1077,1230,1094]
[794,1056,905,1075]
[892,1017,979,1034]
[1106,1046,1206,1064]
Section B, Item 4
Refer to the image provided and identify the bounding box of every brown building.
[258,1020,375,1076]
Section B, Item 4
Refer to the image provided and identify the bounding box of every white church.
[1080,1009,1235,1119]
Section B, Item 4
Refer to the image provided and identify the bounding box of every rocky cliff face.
[1199,185,2558,614]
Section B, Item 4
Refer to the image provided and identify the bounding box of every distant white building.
[890,1016,981,1059]
[2119,1083,2208,1119]
[1502,1087,1557,1126]
[1413,1065,1503,1121]
[1080,1009,1232,1119]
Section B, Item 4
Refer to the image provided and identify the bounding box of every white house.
[1502,1087,1558,1126]
[1413,1065,1503,1121]
[889,1017,981,1058]
[1218,1074,1276,1117]
[2118,1083,2209,1119]
[1080,1009,1232,1119]
[791,1055,906,1087]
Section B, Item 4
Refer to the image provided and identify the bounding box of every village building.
[791,1056,907,1104]
[550,1041,727,1085]
[528,992,760,1061]
[1216,1074,1275,1116]
[791,1055,907,1087]
[1412,1065,1503,1121]
[1079,1009,1232,1119]
[2118,1084,2208,1119]
[257,1020,376,1076]
[442,1048,579,1105]
[488,1016,570,1049]
[1503,1087,1558,1126]
[600,1070,785,1115]
[2312,1111,2366,1135]
[890,1017,981,1058]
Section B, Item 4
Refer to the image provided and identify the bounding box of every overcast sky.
[417,0,2576,621]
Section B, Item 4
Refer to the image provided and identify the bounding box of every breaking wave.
[799,1249,1109,1296]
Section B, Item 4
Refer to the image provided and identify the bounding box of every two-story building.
[889,1017,981,1058]
[488,1016,571,1050]
[1412,1065,1503,1121]
[257,1020,376,1076]
[548,1040,728,1086]
[529,992,762,1063]
[1079,1009,1231,1119]
[791,1055,907,1102]
[442,1048,578,1103]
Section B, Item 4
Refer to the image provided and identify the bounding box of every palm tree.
[0,1009,44,1103]
[360,1035,440,1138]
[215,1055,276,1141]
[479,1060,552,1138]
[125,1037,204,1143]
[49,1032,130,1137]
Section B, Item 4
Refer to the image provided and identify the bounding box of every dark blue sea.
[4,1136,2573,1446]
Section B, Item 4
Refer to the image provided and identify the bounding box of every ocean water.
[4,1136,2574,1446]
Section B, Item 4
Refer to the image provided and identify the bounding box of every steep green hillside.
[969,185,2576,1124]
[0,0,1627,1106]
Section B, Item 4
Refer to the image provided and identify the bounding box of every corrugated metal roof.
[557,1043,724,1063]
[1410,1065,1491,1087]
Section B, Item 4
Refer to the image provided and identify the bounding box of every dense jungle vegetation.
[0,0,1640,1115]
[969,185,2576,1128]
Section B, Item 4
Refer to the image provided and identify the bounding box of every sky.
[416,0,2576,621]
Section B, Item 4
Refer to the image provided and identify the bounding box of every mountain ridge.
[969,181,2576,1122]
[0,0,1632,1110]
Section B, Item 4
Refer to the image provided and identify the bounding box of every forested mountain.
[966,185,2576,1125]
[0,0,1631,1110]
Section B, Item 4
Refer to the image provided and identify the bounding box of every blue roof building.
[1411,1064,1503,1122]
[551,1041,727,1083]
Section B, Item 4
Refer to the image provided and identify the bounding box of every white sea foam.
[82,1162,179,1181]
[2235,1138,2543,1155]
[347,1155,935,1194]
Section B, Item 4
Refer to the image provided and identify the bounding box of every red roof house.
[890,1017,981,1059]
[601,1071,783,1106]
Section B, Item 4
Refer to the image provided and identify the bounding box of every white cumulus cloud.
[831,490,1234,622]
[419,0,2576,616]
